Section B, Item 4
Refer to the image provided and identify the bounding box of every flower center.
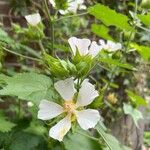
[63,101,76,114]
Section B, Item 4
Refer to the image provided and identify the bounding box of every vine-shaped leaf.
[88,4,134,31]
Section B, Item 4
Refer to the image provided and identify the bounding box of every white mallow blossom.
[99,40,122,52]
[68,37,102,58]
[49,0,86,15]
[38,78,100,141]
[25,13,41,26]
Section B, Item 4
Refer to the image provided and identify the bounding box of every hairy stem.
[44,0,54,55]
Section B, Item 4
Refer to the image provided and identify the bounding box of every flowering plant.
[0,0,149,149]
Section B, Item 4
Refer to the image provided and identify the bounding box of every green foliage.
[64,128,102,150]
[0,115,16,133]
[138,13,150,26]
[0,73,56,105]
[43,53,77,78]
[88,4,133,31]
[144,131,150,146]
[5,131,47,150]
[12,23,45,40]
[55,0,68,10]
[123,103,143,127]
[130,43,150,61]
[126,90,148,107]
[100,58,135,70]
[91,24,113,40]
[0,0,149,149]
[0,28,14,45]
[95,121,131,150]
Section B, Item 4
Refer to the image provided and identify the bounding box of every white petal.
[77,0,84,4]
[54,77,76,101]
[99,39,105,46]
[76,109,100,130]
[25,13,41,26]
[106,41,122,51]
[68,37,78,55]
[116,43,122,50]
[49,0,56,7]
[89,41,102,57]
[49,115,71,141]
[38,100,63,120]
[59,9,69,15]
[68,37,91,56]
[75,38,91,56]
[79,5,87,10]
[68,1,78,13]
[76,79,99,107]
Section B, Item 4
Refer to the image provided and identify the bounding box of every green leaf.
[7,131,47,150]
[123,103,143,127]
[0,115,16,133]
[138,13,150,26]
[0,28,14,45]
[88,4,133,31]
[0,74,9,84]
[95,121,130,150]
[64,129,102,150]
[126,90,148,107]
[100,58,136,70]
[144,131,150,146]
[130,43,150,61]
[0,73,55,105]
[91,24,113,40]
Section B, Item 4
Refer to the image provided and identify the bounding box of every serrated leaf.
[130,43,150,61]
[123,103,143,127]
[64,128,102,150]
[0,73,55,105]
[0,115,16,133]
[91,24,113,40]
[126,90,148,107]
[138,13,150,26]
[100,58,136,70]
[88,4,133,31]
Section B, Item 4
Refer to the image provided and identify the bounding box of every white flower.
[38,77,100,141]
[68,37,102,58]
[49,0,86,15]
[99,40,122,52]
[25,13,41,26]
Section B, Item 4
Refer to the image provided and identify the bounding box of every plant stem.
[39,40,46,53]
[76,131,98,142]
[44,0,54,55]
[18,99,21,119]
[98,131,112,150]
[55,12,88,22]
[136,25,150,33]
[2,47,42,62]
